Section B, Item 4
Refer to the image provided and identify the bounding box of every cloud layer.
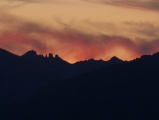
[0,13,159,63]
[0,0,158,63]
[1,0,159,11]
[85,0,159,10]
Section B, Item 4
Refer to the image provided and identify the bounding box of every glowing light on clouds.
[0,0,159,63]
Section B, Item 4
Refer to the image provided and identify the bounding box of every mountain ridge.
[1,48,159,119]
[0,48,124,64]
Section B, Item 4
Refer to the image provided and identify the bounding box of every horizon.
[0,0,159,63]
[1,47,159,64]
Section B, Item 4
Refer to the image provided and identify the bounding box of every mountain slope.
[0,48,125,104]
[2,52,159,120]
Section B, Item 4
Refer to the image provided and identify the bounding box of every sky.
[0,0,159,63]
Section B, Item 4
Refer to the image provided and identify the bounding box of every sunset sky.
[0,0,159,63]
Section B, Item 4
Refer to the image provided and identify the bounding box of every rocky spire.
[48,53,54,59]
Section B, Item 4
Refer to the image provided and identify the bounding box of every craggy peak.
[0,0,158,119]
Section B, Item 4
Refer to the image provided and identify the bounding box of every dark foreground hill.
[1,48,159,120]
[0,48,123,103]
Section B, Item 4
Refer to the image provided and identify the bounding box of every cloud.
[1,0,159,11]
[1,0,42,2]
[85,0,159,11]
[123,21,159,40]
[0,13,159,63]
[81,19,159,41]
[0,0,52,10]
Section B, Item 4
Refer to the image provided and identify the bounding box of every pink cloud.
[0,20,159,63]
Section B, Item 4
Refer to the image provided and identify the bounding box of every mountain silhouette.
[0,48,19,62]
[22,50,37,57]
[1,48,159,120]
[108,56,124,64]
[21,50,43,60]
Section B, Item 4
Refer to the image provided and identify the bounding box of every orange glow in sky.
[0,0,159,63]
